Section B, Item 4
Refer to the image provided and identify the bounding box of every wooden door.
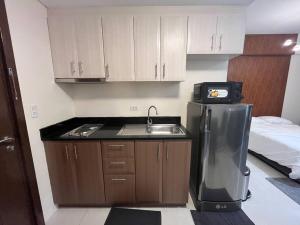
[48,15,79,78]
[44,142,77,205]
[161,16,188,81]
[0,45,36,225]
[228,56,291,116]
[216,14,245,54]
[74,15,105,78]
[163,141,191,204]
[72,142,105,204]
[102,15,135,81]
[134,16,160,81]
[135,141,163,203]
[187,14,217,54]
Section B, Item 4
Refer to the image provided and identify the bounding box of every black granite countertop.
[40,117,191,141]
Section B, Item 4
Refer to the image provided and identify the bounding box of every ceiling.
[39,0,300,35]
[246,0,300,34]
[39,0,254,7]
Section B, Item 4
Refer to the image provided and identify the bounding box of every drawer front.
[104,175,135,203]
[102,141,134,158]
[103,158,135,174]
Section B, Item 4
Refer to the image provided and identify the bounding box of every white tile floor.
[47,154,300,225]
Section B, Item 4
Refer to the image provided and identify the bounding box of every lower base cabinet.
[44,139,191,206]
[44,141,105,205]
[104,175,136,203]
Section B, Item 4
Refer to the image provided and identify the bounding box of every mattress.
[249,117,300,179]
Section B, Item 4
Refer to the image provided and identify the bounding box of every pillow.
[258,116,293,125]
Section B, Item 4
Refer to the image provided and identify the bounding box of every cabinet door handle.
[108,144,125,147]
[157,144,161,161]
[8,68,18,100]
[111,178,127,181]
[110,161,126,165]
[219,34,223,51]
[211,35,214,51]
[74,145,78,160]
[163,64,166,79]
[70,61,76,75]
[78,61,83,76]
[105,64,109,78]
[155,64,158,79]
[166,148,169,161]
[65,145,69,160]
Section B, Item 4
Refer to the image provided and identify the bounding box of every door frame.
[0,1,45,225]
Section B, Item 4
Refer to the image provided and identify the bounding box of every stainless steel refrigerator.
[187,102,252,211]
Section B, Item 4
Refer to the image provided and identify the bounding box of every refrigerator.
[187,102,252,211]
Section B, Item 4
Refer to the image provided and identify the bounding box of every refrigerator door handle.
[205,109,212,131]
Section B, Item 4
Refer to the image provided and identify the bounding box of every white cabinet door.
[48,15,78,78]
[134,16,160,81]
[74,15,105,78]
[161,16,188,81]
[102,16,135,81]
[216,14,245,54]
[187,15,218,54]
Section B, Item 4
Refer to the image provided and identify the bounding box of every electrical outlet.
[130,106,138,111]
[31,104,38,118]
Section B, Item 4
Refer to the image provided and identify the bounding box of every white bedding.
[249,117,300,179]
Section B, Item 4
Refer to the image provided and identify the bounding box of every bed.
[249,116,300,182]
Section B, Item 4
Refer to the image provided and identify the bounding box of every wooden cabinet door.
[74,15,105,78]
[44,141,77,205]
[104,175,135,203]
[102,15,135,81]
[48,15,79,78]
[216,14,245,54]
[187,14,218,54]
[135,141,163,203]
[161,16,187,81]
[134,16,160,81]
[73,142,105,204]
[163,141,191,204]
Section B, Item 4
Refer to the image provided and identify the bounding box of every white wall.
[282,52,300,124]
[4,0,75,220]
[73,58,228,125]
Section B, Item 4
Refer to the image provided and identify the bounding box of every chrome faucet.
[147,105,158,128]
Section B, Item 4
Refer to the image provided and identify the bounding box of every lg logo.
[216,204,227,209]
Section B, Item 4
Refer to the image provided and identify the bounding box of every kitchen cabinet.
[161,16,188,81]
[104,175,136,203]
[135,141,163,203]
[48,15,78,78]
[163,141,191,204]
[74,15,105,78]
[187,13,245,54]
[44,142,77,204]
[44,141,105,205]
[134,16,161,81]
[44,139,190,206]
[48,15,105,79]
[102,16,135,81]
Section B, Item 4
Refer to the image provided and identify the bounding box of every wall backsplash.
[70,58,229,125]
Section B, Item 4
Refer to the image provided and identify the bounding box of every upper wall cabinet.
[134,16,161,81]
[74,15,105,78]
[48,15,78,78]
[48,15,105,79]
[161,16,188,81]
[187,13,245,54]
[102,16,135,81]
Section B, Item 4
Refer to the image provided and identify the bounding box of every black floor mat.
[105,208,161,225]
[191,210,255,225]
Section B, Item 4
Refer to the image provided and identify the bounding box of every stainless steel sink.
[117,124,185,136]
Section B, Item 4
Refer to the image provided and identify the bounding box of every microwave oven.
[193,82,243,104]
